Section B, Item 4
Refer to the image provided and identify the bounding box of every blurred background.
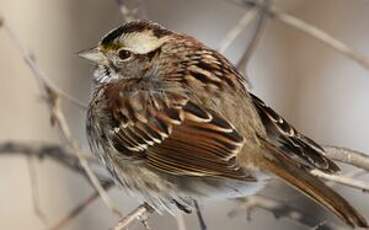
[1,0,369,229]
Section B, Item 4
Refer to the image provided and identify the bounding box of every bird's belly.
[107,155,270,213]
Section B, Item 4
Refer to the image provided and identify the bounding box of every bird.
[79,20,368,228]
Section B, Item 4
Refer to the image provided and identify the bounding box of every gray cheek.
[118,63,144,79]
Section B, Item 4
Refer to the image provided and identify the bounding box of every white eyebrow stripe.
[121,32,169,54]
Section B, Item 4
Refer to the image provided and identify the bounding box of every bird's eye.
[118,49,132,61]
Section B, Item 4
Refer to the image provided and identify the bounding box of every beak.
[77,46,106,64]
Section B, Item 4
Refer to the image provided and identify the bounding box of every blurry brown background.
[1,0,369,229]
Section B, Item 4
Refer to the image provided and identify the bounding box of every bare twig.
[236,0,271,73]
[229,195,344,230]
[1,18,119,215]
[113,203,154,230]
[3,2,369,228]
[194,200,207,230]
[272,9,369,71]
[235,0,369,71]
[50,181,114,230]
[27,156,49,226]
[1,23,86,109]
[0,140,116,229]
[44,86,120,215]
[4,140,369,229]
[324,146,369,171]
[312,170,369,193]
[226,143,369,229]
[217,7,260,88]
[229,195,308,223]
[318,147,369,192]
[218,8,259,53]
[0,141,103,178]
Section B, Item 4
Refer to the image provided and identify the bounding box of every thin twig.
[229,195,344,230]
[27,156,49,226]
[3,4,369,228]
[217,7,260,88]
[50,181,114,230]
[3,141,369,228]
[0,141,106,179]
[327,168,367,188]
[324,146,369,171]
[113,203,154,230]
[218,8,259,53]
[0,141,116,229]
[236,0,271,72]
[226,142,369,229]
[1,23,86,109]
[45,86,120,216]
[272,9,369,71]
[312,170,369,193]
[194,200,207,230]
[0,18,119,216]
[236,0,369,71]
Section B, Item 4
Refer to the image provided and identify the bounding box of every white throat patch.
[93,65,119,84]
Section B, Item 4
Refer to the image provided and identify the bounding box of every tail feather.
[260,140,368,228]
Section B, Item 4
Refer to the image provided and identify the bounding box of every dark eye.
[118,49,132,61]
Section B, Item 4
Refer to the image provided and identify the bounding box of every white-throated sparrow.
[79,20,367,228]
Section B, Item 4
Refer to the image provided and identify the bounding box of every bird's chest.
[86,89,118,174]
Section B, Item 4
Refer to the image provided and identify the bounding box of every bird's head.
[78,20,175,84]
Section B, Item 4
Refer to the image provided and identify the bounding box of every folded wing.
[106,84,255,181]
